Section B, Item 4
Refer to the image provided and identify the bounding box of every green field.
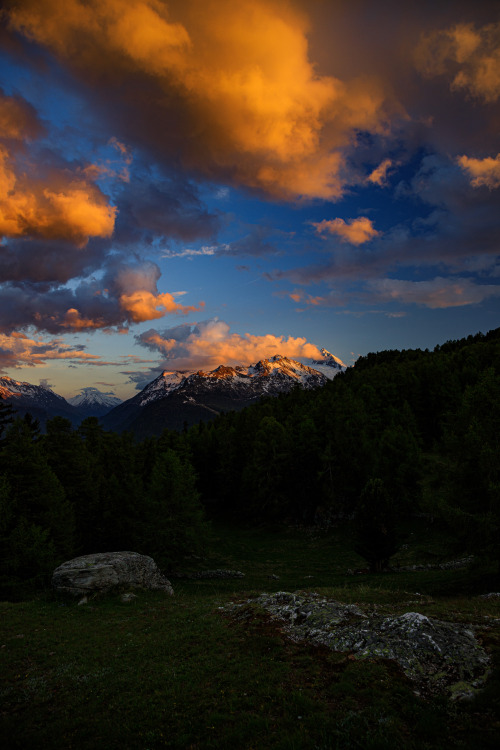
[1,523,499,749]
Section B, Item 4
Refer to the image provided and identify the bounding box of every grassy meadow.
[1,522,500,749]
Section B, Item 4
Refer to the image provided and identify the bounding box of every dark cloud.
[0,86,43,140]
[0,259,203,335]
[112,171,220,246]
[0,236,109,285]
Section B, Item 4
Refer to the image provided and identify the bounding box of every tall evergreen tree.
[354,478,400,572]
[0,419,75,593]
[138,449,208,569]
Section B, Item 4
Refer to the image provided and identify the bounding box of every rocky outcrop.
[227,592,490,699]
[52,551,173,598]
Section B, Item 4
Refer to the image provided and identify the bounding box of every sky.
[0,0,499,400]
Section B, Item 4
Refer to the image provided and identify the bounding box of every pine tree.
[354,478,399,572]
[138,449,208,569]
[0,419,75,593]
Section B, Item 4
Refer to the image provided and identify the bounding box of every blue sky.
[0,0,499,399]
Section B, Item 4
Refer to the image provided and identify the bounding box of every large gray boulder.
[52,551,173,598]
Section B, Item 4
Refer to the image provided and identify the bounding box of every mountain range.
[1,350,346,434]
[102,351,346,436]
[0,378,122,427]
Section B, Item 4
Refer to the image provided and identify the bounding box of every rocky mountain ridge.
[1,349,346,435]
[103,352,344,436]
[0,376,79,426]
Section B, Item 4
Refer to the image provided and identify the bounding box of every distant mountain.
[0,376,79,428]
[69,387,122,417]
[103,353,341,436]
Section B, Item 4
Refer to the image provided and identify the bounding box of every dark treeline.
[0,413,207,597]
[187,327,500,570]
[1,327,499,597]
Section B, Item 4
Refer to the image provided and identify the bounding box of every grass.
[1,522,500,749]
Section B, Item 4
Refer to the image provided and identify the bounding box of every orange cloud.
[0,146,117,244]
[457,153,500,189]
[7,0,393,199]
[367,158,393,186]
[416,22,500,102]
[59,308,109,330]
[312,216,380,245]
[138,318,322,369]
[0,331,106,370]
[119,290,204,323]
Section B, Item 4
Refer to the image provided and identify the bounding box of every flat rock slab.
[52,551,173,598]
[227,592,490,699]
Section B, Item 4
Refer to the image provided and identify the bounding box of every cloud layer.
[135,318,322,372]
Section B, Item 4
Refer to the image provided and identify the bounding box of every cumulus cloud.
[0,88,209,337]
[119,290,203,322]
[0,90,118,246]
[312,216,380,245]
[0,261,204,334]
[135,318,322,371]
[6,0,395,200]
[457,153,500,189]
[0,149,117,244]
[416,21,500,102]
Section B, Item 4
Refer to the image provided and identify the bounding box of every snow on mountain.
[138,370,191,406]
[309,348,347,379]
[103,353,335,435]
[0,376,79,427]
[0,376,68,406]
[69,387,122,416]
[138,355,328,405]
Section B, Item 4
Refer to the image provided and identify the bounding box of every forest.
[0,327,499,598]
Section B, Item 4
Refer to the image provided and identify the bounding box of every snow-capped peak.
[138,370,192,406]
[69,387,122,409]
[0,376,65,401]
[309,348,347,379]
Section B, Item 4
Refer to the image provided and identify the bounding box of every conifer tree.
[139,449,207,569]
[354,478,399,572]
[0,419,75,593]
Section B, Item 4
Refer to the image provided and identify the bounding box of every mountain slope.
[103,354,334,436]
[0,376,79,427]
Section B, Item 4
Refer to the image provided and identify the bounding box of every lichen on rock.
[227,591,490,699]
